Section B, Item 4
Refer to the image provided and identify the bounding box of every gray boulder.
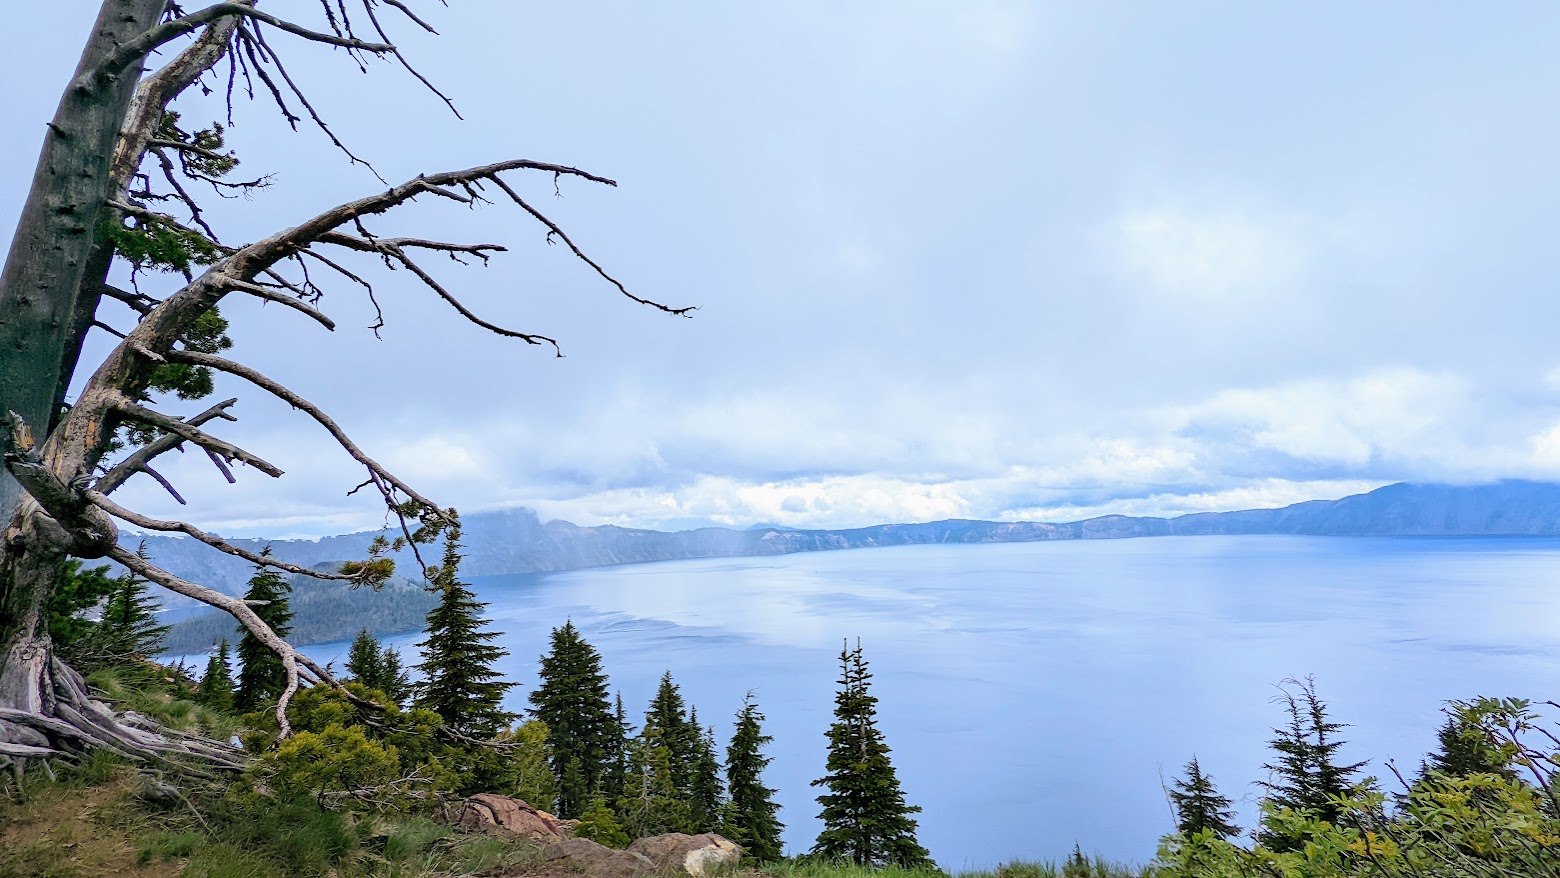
[538,838,655,878]
[626,833,742,876]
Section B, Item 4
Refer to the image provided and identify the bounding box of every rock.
[538,838,655,878]
[626,833,742,877]
[444,794,563,842]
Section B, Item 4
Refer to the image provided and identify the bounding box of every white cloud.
[1114,206,1306,302]
[1176,367,1474,468]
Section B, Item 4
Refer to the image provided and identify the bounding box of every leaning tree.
[0,1,687,770]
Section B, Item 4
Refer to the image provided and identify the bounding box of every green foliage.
[496,719,559,812]
[811,640,932,869]
[106,215,222,276]
[617,725,690,838]
[764,859,952,878]
[527,620,615,817]
[576,792,632,848]
[83,663,241,742]
[413,527,515,737]
[262,724,402,809]
[607,691,633,799]
[146,306,233,405]
[1156,697,1560,878]
[646,669,701,795]
[1167,756,1239,840]
[97,562,169,655]
[157,111,242,178]
[1421,704,1520,782]
[52,547,169,673]
[197,639,234,709]
[244,681,466,803]
[724,691,785,862]
[1257,676,1373,851]
[42,559,118,650]
[345,628,411,706]
[690,707,725,832]
[234,552,294,713]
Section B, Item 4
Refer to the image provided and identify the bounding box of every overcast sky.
[8,3,1560,537]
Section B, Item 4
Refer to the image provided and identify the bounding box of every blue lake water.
[295,535,1560,869]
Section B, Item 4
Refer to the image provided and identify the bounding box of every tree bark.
[0,0,167,520]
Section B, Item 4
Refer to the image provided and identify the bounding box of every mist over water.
[304,536,1560,868]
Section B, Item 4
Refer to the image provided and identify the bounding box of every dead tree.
[0,1,689,773]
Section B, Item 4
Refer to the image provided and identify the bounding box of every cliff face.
[125,480,1560,598]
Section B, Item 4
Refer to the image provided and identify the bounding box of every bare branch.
[139,465,187,505]
[115,400,284,478]
[204,448,238,483]
[96,398,239,495]
[490,176,696,317]
[359,0,461,119]
[163,350,440,511]
[379,242,562,354]
[319,231,502,260]
[87,489,367,583]
[100,283,160,315]
[219,279,336,330]
[105,544,339,738]
[238,22,384,180]
[150,147,222,242]
[91,320,128,340]
[381,0,440,36]
[102,3,393,76]
[1,412,118,557]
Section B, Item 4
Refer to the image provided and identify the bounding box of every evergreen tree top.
[811,640,931,869]
[413,527,515,736]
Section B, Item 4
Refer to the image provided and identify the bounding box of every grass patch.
[85,666,242,742]
[761,856,1153,878]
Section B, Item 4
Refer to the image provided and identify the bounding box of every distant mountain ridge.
[127,480,1560,598]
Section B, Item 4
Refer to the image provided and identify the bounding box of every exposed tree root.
[0,653,243,779]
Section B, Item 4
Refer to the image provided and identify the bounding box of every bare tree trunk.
[0,0,166,521]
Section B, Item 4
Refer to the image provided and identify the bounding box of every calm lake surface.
[300,535,1560,868]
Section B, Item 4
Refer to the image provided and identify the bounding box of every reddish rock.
[446,794,563,842]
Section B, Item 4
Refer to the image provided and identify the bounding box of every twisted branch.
[96,398,239,495]
[87,489,367,584]
[114,400,283,478]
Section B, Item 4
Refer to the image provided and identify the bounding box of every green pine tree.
[413,527,515,737]
[196,639,234,709]
[96,545,169,660]
[346,629,383,687]
[724,691,785,862]
[528,620,616,818]
[810,640,931,868]
[1422,711,1517,781]
[605,692,633,803]
[646,670,699,797]
[1258,676,1371,851]
[346,628,410,705]
[617,725,689,838]
[234,551,294,713]
[1169,756,1241,839]
[44,560,119,652]
[499,719,559,812]
[689,711,725,832]
[576,791,631,848]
